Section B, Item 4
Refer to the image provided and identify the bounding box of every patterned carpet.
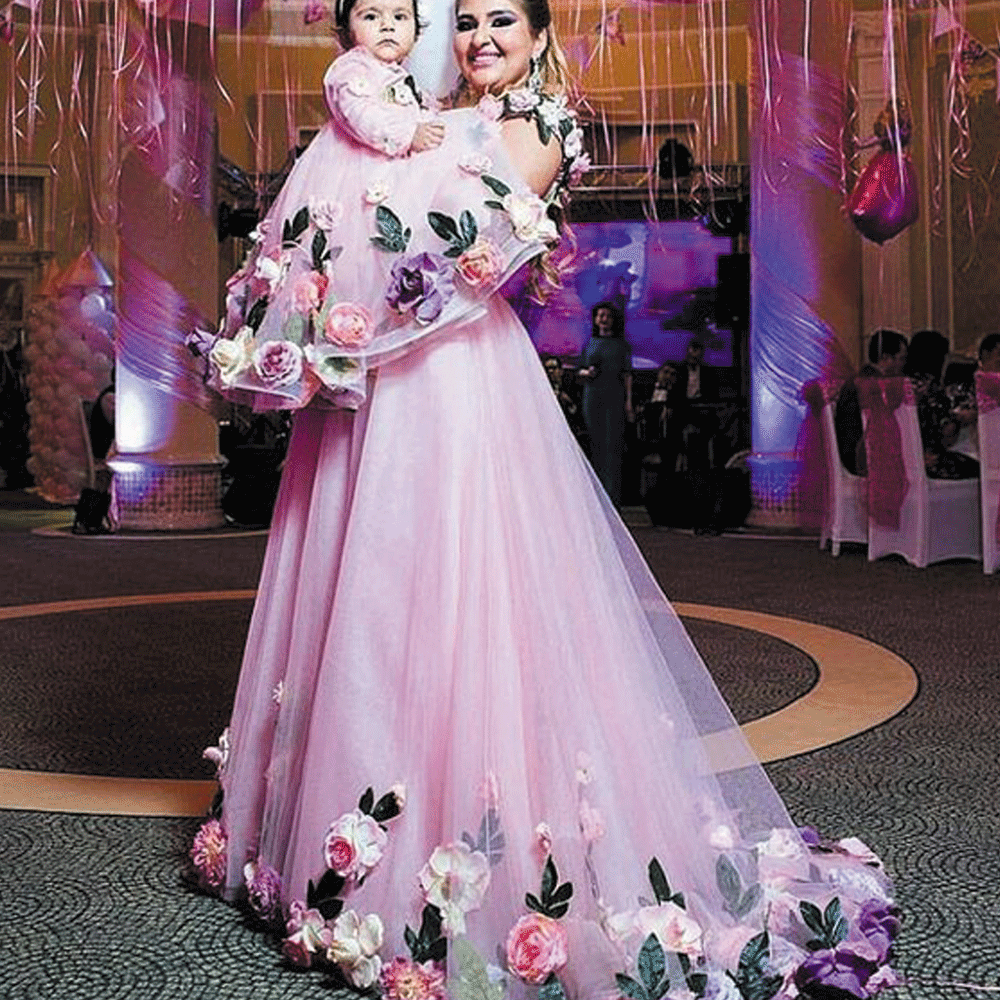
[1,508,998,998]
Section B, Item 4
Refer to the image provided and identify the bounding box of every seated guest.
[906,329,978,480]
[835,329,908,475]
[980,333,1000,374]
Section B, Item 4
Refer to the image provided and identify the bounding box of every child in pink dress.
[325,0,443,159]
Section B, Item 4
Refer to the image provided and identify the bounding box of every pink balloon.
[847,149,919,245]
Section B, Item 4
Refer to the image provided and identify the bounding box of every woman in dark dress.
[579,301,632,503]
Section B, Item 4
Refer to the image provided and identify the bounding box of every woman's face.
[454,0,546,96]
[594,307,614,334]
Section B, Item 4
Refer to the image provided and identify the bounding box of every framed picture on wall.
[0,273,26,352]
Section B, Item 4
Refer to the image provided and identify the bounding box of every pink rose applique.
[253,341,304,388]
[455,239,504,289]
[324,302,374,348]
[290,271,329,315]
[505,912,569,984]
[324,808,388,880]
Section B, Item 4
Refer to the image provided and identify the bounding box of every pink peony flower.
[244,858,282,921]
[477,94,504,121]
[380,956,447,1000]
[324,302,374,348]
[455,239,505,289]
[190,818,228,891]
[324,808,388,879]
[506,912,569,984]
[253,340,303,388]
[290,271,329,315]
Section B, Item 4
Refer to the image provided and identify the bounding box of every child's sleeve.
[324,57,423,157]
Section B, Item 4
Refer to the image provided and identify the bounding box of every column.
[748,0,859,526]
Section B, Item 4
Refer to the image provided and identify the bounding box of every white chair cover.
[817,383,867,555]
[862,377,981,568]
[976,372,1000,574]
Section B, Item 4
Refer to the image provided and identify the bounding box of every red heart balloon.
[846,148,919,245]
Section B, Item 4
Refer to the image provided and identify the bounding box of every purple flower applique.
[244,857,282,921]
[793,941,881,999]
[856,899,902,963]
[386,252,455,325]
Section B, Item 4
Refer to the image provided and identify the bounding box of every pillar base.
[108,457,226,531]
[746,452,802,529]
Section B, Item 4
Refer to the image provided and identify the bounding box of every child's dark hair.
[334,0,424,50]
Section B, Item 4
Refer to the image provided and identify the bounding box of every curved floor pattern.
[0,592,918,817]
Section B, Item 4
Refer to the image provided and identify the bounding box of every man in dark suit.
[834,329,908,475]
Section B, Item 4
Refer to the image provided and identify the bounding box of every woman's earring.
[529,56,543,92]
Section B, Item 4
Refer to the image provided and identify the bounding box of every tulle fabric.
[218,294,893,997]
[214,107,548,412]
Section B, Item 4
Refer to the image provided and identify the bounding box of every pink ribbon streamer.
[796,379,842,531]
[858,377,910,531]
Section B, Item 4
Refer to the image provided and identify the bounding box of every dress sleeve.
[199,107,557,413]
[324,56,423,158]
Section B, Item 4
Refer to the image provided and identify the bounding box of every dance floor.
[1,495,997,997]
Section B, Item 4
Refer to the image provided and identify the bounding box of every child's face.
[349,0,417,63]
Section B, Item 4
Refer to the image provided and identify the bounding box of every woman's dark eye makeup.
[457,11,518,31]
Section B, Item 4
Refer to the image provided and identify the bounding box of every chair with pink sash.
[803,380,868,555]
[859,377,981,567]
[975,372,1000,574]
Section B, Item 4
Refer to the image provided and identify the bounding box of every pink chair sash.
[977,371,1000,414]
[858,377,910,530]
[975,372,1000,546]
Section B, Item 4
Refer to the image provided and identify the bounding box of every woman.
[579,301,633,504]
[195,2,900,996]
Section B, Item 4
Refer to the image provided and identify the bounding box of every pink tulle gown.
[200,67,900,1000]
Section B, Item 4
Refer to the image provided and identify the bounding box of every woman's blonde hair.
[451,0,577,301]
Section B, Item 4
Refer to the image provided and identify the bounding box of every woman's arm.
[500,116,563,197]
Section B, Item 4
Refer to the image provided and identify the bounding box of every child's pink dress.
[196,69,900,1000]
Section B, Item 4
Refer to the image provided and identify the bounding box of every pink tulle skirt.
[214,297,897,998]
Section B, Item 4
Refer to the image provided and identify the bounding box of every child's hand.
[411,120,445,152]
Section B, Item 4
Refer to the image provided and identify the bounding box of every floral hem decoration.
[190,738,902,1000]
[187,95,581,413]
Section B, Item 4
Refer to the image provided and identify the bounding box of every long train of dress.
[209,290,898,999]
